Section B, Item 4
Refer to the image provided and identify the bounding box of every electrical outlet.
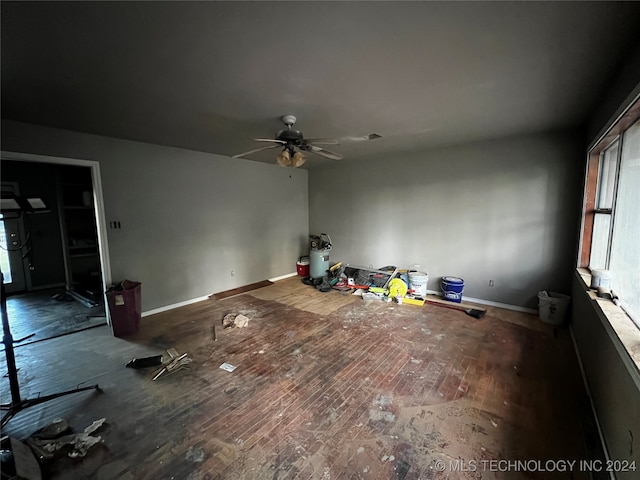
[230,270,235,276]
[489,280,494,287]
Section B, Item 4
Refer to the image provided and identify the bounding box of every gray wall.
[309,130,584,309]
[587,41,640,148]
[1,120,309,311]
[572,275,639,479]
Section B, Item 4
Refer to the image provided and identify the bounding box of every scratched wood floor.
[1,277,597,479]
[4,288,106,346]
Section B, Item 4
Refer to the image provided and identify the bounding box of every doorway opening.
[1,152,111,344]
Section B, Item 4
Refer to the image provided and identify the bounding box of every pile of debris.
[222,313,250,329]
[1,417,107,479]
[301,263,486,319]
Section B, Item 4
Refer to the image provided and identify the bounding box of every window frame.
[579,95,640,328]
[579,96,640,270]
[589,137,620,270]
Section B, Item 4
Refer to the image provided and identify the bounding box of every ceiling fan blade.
[304,145,343,161]
[340,133,382,142]
[304,138,341,145]
[253,138,287,144]
[232,144,282,158]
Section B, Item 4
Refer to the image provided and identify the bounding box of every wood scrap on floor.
[209,280,272,300]
[151,348,192,381]
[424,295,487,319]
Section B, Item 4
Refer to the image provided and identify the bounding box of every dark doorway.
[1,160,106,344]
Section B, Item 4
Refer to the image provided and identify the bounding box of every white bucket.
[537,291,570,326]
[590,269,611,289]
[408,271,428,297]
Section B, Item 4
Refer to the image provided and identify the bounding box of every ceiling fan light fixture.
[276,148,291,167]
[291,151,306,168]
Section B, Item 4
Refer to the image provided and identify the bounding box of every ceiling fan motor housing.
[276,129,304,144]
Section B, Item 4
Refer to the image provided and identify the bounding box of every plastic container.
[408,271,428,297]
[106,280,142,337]
[537,290,570,325]
[442,276,464,303]
[590,269,611,289]
[296,256,310,277]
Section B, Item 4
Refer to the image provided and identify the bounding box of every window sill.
[576,268,640,382]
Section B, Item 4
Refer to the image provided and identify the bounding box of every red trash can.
[106,280,142,337]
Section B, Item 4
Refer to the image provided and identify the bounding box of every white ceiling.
[2,1,639,168]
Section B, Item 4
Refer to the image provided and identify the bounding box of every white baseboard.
[142,275,298,318]
[140,282,536,318]
[269,272,298,282]
[142,295,210,317]
[426,290,538,314]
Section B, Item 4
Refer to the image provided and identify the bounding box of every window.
[589,139,618,269]
[608,119,640,324]
[580,99,640,327]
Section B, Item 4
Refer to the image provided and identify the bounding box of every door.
[0,214,27,293]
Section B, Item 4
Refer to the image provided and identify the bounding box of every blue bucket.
[442,276,464,303]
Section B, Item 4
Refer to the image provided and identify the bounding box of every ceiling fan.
[233,115,344,167]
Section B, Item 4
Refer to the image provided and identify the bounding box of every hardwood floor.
[3,288,106,346]
[1,277,597,479]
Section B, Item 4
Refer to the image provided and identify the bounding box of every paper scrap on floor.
[220,362,237,372]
